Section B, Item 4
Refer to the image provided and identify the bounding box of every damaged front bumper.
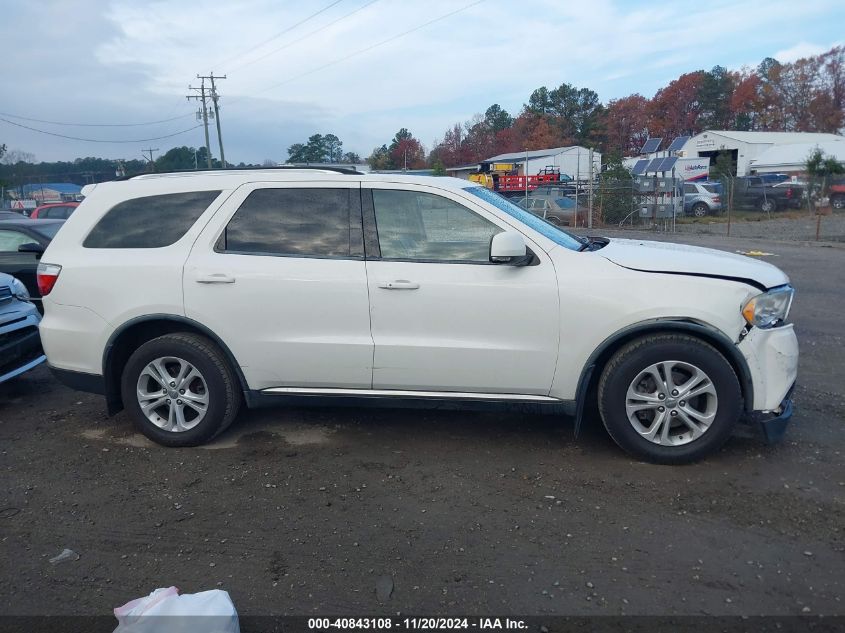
[736,323,798,444]
[747,383,795,443]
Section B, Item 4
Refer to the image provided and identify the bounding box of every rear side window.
[83,191,221,248]
[702,185,718,194]
[218,188,361,258]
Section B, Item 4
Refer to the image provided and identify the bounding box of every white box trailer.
[484,146,601,180]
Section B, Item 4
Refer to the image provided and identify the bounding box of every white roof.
[694,130,845,145]
[84,170,476,196]
[485,146,591,162]
[749,141,845,169]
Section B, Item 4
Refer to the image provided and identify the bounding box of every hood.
[598,238,789,290]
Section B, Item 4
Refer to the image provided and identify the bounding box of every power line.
[228,0,381,72]
[216,0,345,71]
[0,110,194,127]
[233,0,485,102]
[0,116,203,143]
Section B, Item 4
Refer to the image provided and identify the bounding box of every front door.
[184,182,373,391]
[363,183,560,395]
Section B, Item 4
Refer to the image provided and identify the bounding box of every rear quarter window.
[83,190,221,248]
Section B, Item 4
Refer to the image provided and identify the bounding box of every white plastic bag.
[114,586,240,633]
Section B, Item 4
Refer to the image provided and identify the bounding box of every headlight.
[10,277,30,302]
[741,285,794,328]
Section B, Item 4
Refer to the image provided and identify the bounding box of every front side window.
[0,230,32,252]
[219,188,361,258]
[372,189,501,263]
[84,190,221,248]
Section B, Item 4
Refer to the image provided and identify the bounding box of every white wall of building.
[679,131,845,176]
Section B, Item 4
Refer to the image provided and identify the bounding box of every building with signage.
[677,131,845,176]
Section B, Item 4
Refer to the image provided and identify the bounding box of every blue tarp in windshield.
[464,187,583,251]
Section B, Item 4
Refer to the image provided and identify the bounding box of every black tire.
[691,202,709,217]
[120,333,241,447]
[546,215,562,225]
[597,334,742,464]
[832,194,845,210]
[758,197,778,213]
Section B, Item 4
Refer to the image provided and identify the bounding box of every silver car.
[0,272,46,383]
[683,182,722,217]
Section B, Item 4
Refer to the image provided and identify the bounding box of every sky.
[1,0,843,165]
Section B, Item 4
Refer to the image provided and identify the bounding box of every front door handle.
[378,280,420,290]
[196,273,236,284]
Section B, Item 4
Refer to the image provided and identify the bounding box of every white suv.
[38,168,798,463]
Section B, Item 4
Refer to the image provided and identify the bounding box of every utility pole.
[186,79,213,169]
[198,73,227,169]
[142,147,158,172]
[588,148,594,229]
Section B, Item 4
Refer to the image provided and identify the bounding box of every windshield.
[33,223,63,239]
[464,187,583,251]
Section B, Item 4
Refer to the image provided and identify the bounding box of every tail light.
[37,263,62,296]
[786,188,793,198]
[713,196,721,203]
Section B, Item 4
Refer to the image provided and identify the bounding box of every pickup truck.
[734,176,803,212]
[829,183,845,210]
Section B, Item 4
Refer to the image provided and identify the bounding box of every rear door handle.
[378,280,420,290]
[195,273,236,284]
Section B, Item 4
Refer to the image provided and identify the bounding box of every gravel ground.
[0,233,843,621]
[616,212,845,242]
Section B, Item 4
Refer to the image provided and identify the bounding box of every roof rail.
[120,165,363,181]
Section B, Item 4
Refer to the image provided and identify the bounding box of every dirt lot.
[1,232,843,619]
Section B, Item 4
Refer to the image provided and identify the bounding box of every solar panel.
[645,158,664,172]
[658,156,678,172]
[666,136,690,152]
[631,159,649,175]
[640,138,662,154]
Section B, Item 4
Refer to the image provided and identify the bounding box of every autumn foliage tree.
[427,46,845,168]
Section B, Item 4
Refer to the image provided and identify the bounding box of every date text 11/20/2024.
[308,618,529,630]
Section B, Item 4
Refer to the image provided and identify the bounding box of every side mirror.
[18,242,44,259]
[490,232,529,265]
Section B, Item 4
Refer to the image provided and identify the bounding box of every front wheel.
[597,334,742,464]
[831,195,845,210]
[120,333,241,447]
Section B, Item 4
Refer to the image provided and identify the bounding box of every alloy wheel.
[625,360,718,446]
[136,356,209,432]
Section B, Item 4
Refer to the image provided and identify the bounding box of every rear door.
[184,182,373,391]
[362,183,560,395]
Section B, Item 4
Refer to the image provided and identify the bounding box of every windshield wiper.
[578,236,608,252]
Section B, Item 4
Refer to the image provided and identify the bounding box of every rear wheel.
[546,215,562,225]
[758,197,778,213]
[831,194,845,210]
[120,333,240,447]
[597,334,742,464]
[691,202,709,217]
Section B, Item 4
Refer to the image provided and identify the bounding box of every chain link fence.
[579,174,845,243]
